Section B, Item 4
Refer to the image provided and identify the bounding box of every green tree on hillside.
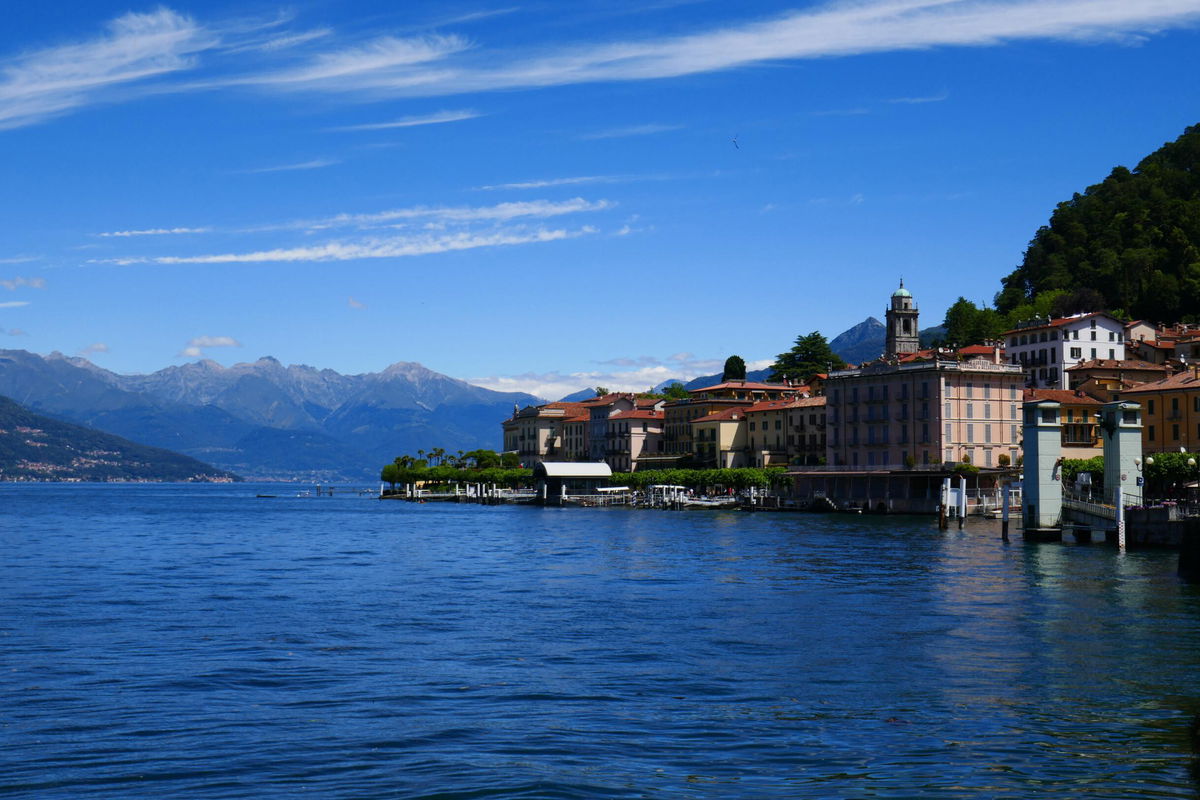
[997,123,1200,322]
[771,332,845,381]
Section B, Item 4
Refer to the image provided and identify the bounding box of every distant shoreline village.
[495,281,1200,549]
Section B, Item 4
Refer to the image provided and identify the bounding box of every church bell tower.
[885,279,919,358]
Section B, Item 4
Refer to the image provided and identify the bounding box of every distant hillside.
[683,368,774,390]
[0,350,540,482]
[0,395,238,482]
[998,122,1200,322]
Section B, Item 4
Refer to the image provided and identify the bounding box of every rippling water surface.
[3,483,1200,798]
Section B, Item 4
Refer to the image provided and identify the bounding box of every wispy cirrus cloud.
[128,226,594,265]
[0,300,30,308]
[6,2,1200,131]
[348,296,366,309]
[330,108,481,131]
[98,227,212,238]
[888,91,950,104]
[274,197,612,232]
[0,8,219,130]
[236,158,340,174]
[179,335,241,358]
[98,197,613,266]
[237,0,1200,100]
[4,328,27,336]
[579,123,682,140]
[1,276,45,290]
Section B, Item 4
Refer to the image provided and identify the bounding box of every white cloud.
[348,296,366,309]
[179,335,242,358]
[0,256,39,264]
[78,342,110,357]
[0,8,219,130]
[237,158,339,174]
[98,227,211,237]
[5,328,27,336]
[273,197,611,232]
[477,175,623,191]
[330,109,481,131]
[234,0,1200,100]
[470,352,754,398]
[580,123,682,140]
[888,91,949,103]
[252,34,470,87]
[140,226,594,264]
[0,300,30,308]
[0,276,45,290]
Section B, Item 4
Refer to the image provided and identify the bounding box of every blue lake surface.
[3,482,1200,798]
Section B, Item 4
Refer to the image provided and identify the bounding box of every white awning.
[534,462,613,479]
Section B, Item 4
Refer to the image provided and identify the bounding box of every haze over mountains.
[0,351,538,482]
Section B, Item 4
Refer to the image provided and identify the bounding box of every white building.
[1002,312,1126,390]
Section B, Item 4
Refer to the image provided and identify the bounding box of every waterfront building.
[787,396,828,465]
[690,406,750,468]
[1119,368,1200,455]
[1024,388,1103,460]
[1002,312,1127,389]
[583,393,637,461]
[825,352,1025,469]
[502,402,588,467]
[605,407,664,473]
[662,380,802,466]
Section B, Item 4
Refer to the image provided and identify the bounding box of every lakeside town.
[495,281,1200,516]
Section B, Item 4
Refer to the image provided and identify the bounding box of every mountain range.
[0,350,538,482]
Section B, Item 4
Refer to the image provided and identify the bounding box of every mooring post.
[1001,480,1010,541]
[957,475,967,529]
[939,477,949,530]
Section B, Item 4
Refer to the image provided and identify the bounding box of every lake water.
[3,483,1199,798]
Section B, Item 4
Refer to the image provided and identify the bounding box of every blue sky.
[1,0,1199,399]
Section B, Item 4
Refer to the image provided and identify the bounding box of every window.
[1090,348,1097,359]
[1109,349,1115,360]
[1070,347,1081,359]
[985,403,992,419]
[945,402,952,418]
[1172,397,1180,413]
[1149,399,1155,414]
[945,422,952,439]
[985,425,992,443]
[1149,425,1156,441]
[966,403,974,419]
[1173,424,1180,441]
[967,424,974,443]
[1011,424,1018,442]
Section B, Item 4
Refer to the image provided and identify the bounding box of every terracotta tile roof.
[956,344,998,356]
[688,381,797,394]
[562,414,590,423]
[609,409,664,421]
[690,407,746,423]
[1001,311,1117,336]
[1120,371,1200,394]
[1132,339,1175,350]
[1024,388,1102,405]
[745,396,826,413]
[1065,358,1170,372]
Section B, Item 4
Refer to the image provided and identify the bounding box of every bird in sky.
[731,134,740,149]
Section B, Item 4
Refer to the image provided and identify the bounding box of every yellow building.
[1121,370,1200,454]
[1024,388,1103,459]
[690,406,750,468]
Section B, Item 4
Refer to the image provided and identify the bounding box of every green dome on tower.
[892,280,911,298]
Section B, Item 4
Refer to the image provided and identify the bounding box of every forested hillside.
[997,123,1200,322]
